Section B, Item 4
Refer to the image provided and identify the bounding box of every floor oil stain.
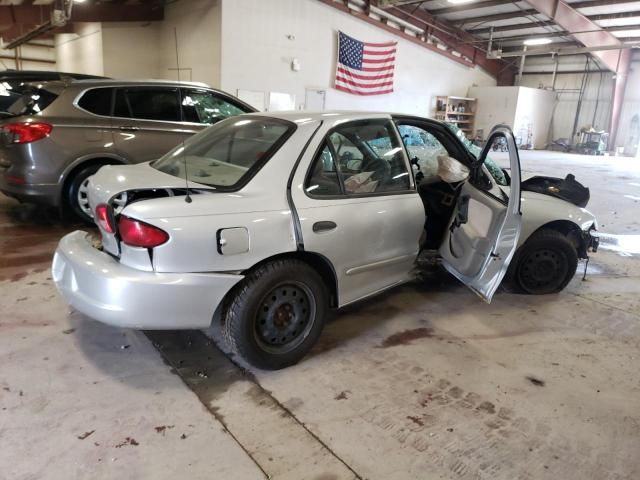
[379,327,434,348]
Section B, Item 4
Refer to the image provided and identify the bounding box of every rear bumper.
[0,175,59,205]
[52,231,244,329]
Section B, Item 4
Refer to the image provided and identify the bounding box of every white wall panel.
[55,23,104,76]
[219,0,496,114]
[102,22,161,80]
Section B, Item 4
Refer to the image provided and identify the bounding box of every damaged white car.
[52,112,598,369]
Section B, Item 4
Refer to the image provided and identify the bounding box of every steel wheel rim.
[77,178,93,218]
[254,281,316,355]
[518,247,568,293]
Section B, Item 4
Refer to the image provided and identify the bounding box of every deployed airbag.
[521,174,590,208]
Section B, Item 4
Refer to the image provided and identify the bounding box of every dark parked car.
[0,79,256,221]
[0,70,105,113]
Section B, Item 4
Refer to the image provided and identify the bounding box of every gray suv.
[0,79,255,221]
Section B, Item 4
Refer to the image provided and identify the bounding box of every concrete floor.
[1,150,639,480]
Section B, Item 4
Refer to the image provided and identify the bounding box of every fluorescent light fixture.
[447,0,475,4]
[524,38,553,46]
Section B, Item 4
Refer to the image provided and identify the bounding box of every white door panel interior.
[439,126,522,302]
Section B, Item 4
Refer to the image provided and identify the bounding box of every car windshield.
[445,123,507,186]
[152,116,294,189]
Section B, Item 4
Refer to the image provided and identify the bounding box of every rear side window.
[181,88,248,124]
[77,88,113,116]
[7,88,58,116]
[113,88,180,122]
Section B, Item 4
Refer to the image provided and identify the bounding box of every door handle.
[119,126,139,131]
[313,221,337,233]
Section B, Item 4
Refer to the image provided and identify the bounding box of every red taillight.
[95,204,115,233]
[2,122,53,144]
[5,175,26,185]
[118,216,169,248]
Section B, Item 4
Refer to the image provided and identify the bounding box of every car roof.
[250,111,446,126]
[48,78,212,89]
[0,70,105,80]
[253,111,394,123]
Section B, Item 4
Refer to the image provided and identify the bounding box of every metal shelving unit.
[434,96,477,135]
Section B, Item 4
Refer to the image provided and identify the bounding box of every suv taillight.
[118,216,169,248]
[2,122,53,144]
[95,204,115,233]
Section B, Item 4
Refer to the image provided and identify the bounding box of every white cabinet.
[468,86,557,149]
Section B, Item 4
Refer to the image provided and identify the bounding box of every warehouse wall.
[0,43,56,71]
[219,0,496,114]
[616,57,640,156]
[522,55,615,146]
[102,22,161,79]
[55,23,104,76]
[156,0,222,86]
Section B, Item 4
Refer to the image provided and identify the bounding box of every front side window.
[113,88,180,122]
[305,120,411,196]
[181,89,248,124]
[152,117,294,189]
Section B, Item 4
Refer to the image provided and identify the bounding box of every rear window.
[7,88,58,116]
[77,88,112,116]
[152,116,295,190]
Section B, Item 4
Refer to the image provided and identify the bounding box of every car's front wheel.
[223,259,328,370]
[508,228,578,294]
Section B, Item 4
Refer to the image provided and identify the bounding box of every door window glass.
[398,124,449,182]
[120,88,180,122]
[305,145,343,196]
[181,89,248,124]
[77,88,112,116]
[113,89,130,118]
[329,120,411,194]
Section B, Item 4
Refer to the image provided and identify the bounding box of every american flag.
[335,31,397,96]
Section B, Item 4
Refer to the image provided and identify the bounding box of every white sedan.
[52,112,598,369]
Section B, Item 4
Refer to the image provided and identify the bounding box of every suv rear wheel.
[223,259,328,370]
[65,164,104,224]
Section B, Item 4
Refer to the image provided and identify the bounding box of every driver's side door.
[439,126,522,302]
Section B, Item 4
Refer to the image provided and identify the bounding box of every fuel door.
[217,227,250,255]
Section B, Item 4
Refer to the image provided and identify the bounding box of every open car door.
[439,125,522,302]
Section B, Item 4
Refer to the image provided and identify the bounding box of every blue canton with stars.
[339,32,364,70]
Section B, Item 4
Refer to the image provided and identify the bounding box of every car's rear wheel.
[223,259,328,370]
[65,164,104,224]
[508,228,578,294]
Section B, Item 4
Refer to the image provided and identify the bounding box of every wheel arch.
[529,220,587,257]
[59,155,127,202]
[242,251,339,307]
[213,250,339,328]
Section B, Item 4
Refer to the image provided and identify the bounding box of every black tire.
[223,259,328,370]
[65,163,104,224]
[507,228,578,294]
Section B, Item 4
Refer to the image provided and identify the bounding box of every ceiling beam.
[469,10,640,35]
[428,0,516,17]
[472,20,555,34]
[524,0,630,148]
[490,23,640,41]
[377,0,428,6]
[453,0,638,26]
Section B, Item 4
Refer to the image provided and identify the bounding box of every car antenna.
[174,27,192,204]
